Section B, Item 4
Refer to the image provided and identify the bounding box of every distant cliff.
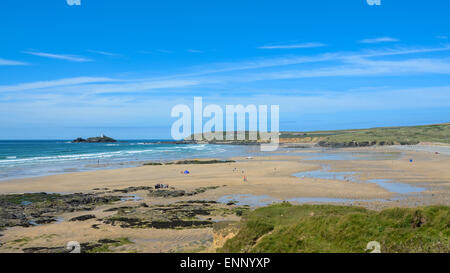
[72,135,117,143]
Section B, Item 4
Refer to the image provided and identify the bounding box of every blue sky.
[1,0,449,139]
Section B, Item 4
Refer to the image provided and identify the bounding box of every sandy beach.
[0,145,449,253]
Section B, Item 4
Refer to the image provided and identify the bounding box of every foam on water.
[0,140,248,181]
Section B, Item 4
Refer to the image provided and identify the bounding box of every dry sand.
[0,146,449,253]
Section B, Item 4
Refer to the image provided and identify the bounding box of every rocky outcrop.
[69,214,96,222]
[0,193,122,231]
[72,135,117,143]
[147,186,221,198]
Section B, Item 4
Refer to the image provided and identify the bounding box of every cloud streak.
[0,77,117,93]
[23,51,92,62]
[258,42,326,49]
[0,58,28,66]
[3,45,450,98]
[87,50,121,56]
[359,37,399,44]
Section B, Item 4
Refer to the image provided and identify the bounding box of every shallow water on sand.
[278,148,401,161]
[294,164,425,194]
[367,179,425,194]
[217,194,279,207]
[293,165,358,182]
[217,194,373,207]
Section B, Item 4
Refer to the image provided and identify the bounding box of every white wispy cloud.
[156,49,172,53]
[0,58,28,66]
[0,77,117,92]
[2,85,448,128]
[182,45,450,77]
[230,57,450,84]
[258,42,326,49]
[87,50,121,56]
[359,37,399,44]
[141,49,173,54]
[187,49,203,53]
[0,76,201,95]
[4,45,450,97]
[23,51,92,62]
[436,35,448,40]
[76,79,202,94]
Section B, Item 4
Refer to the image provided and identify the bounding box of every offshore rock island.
[72,135,117,143]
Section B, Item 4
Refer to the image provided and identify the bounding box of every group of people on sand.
[232,168,247,182]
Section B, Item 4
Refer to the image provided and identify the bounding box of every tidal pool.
[367,179,425,194]
[294,165,426,195]
[217,194,279,207]
[120,194,143,202]
[218,194,370,207]
[295,151,401,161]
[294,165,357,182]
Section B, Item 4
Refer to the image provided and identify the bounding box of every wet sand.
[0,145,449,253]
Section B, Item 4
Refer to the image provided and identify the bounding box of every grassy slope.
[281,123,450,145]
[188,123,450,145]
[218,203,450,253]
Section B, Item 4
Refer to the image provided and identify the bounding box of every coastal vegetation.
[218,203,450,253]
[185,123,450,147]
[281,123,450,147]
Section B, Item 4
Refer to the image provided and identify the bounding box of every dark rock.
[69,214,96,222]
[143,162,163,166]
[23,247,69,253]
[0,192,121,230]
[148,186,220,199]
[104,217,213,229]
[72,135,117,143]
[113,186,152,193]
[103,206,134,212]
[98,239,119,244]
[148,189,186,198]
[34,217,57,225]
[155,184,169,189]
[174,160,235,165]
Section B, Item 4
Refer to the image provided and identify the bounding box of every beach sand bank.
[0,146,449,253]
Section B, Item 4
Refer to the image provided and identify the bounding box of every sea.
[0,140,251,181]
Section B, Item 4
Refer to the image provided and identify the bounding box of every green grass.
[188,123,450,146]
[218,203,450,253]
[280,123,450,146]
[321,124,450,145]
